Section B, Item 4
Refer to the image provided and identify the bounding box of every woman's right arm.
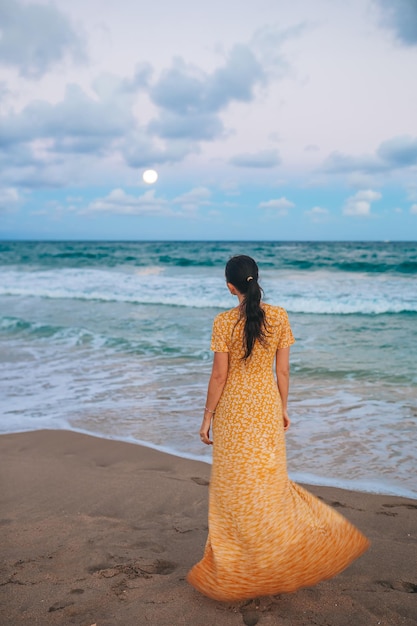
[199,351,229,444]
[276,346,291,431]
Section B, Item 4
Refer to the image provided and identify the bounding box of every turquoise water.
[1,241,416,497]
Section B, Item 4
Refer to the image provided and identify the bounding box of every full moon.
[143,169,158,184]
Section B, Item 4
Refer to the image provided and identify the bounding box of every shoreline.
[1,429,416,625]
[1,426,416,501]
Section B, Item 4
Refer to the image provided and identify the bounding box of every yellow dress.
[187,304,369,601]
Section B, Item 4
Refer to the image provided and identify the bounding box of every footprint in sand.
[376,510,398,516]
[191,476,210,486]
[92,559,178,580]
[377,580,417,593]
[143,559,178,575]
[382,503,417,510]
[48,600,75,612]
[240,599,261,626]
[328,501,364,512]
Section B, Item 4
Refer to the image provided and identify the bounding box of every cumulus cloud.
[230,149,281,168]
[0,0,85,77]
[0,186,22,212]
[86,189,170,216]
[343,189,382,217]
[377,136,417,167]
[149,111,223,141]
[151,45,264,114]
[0,81,137,149]
[305,206,329,222]
[258,197,294,216]
[122,134,194,168]
[84,187,212,218]
[375,0,417,46]
[121,63,153,92]
[0,66,202,185]
[259,197,294,209]
[251,23,306,76]
[0,34,280,188]
[148,44,265,140]
[173,187,211,212]
[323,135,417,175]
[323,152,382,175]
[0,75,163,187]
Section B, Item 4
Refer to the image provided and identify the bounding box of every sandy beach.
[0,430,416,626]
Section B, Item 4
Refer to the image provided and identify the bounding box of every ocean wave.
[0,315,210,358]
[0,316,106,347]
[1,266,417,315]
[1,241,416,274]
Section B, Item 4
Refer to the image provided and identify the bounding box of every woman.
[187,255,369,602]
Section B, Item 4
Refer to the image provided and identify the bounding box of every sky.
[0,0,416,241]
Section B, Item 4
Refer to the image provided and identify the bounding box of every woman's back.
[211,303,294,376]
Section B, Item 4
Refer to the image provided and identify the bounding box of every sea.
[1,240,416,499]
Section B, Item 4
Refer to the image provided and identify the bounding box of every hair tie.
[247,276,254,282]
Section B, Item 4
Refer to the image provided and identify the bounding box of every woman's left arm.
[199,351,229,445]
[276,346,291,431]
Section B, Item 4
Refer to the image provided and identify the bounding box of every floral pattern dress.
[187,303,369,601]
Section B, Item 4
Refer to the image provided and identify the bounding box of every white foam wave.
[1,267,416,315]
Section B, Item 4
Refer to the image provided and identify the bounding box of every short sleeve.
[277,308,295,349]
[210,314,229,352]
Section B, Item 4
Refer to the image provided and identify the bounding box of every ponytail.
[225,255,268,359]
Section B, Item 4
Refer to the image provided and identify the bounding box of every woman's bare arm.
[199,351,229,444]
[276,346,291,431]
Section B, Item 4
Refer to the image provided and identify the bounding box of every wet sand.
[0,430,416,626]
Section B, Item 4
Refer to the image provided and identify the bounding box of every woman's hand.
[282,409,291,431]
[199,417,213,445]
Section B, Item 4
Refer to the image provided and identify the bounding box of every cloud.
[151,45,264,114]
[377,136,417,167]
[230,149,281,168]
[148,44,265,140]
[251,22,307,75]
[0,76,170,187]
[259,197,294,210]
[121,63,153,92]
[84,187,212,218]
[343,189,382,217]
[410,204,417,214]
[173,187,211,212]
[305,206,329,222]
[375,0,417,46]
[0,81,137,151]
[323,135,417,175]
[0,81,10,102]
[122,134,194,168]
[0,36,276,187]
[0,23,293,192]
[148,111,223,140]
[258,196,294,216]
[323,152,382,175]
[85,189,170,216]
[0,186,22,213]
[0,0,86,78]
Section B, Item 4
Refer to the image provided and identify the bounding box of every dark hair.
[225,255,268,359]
